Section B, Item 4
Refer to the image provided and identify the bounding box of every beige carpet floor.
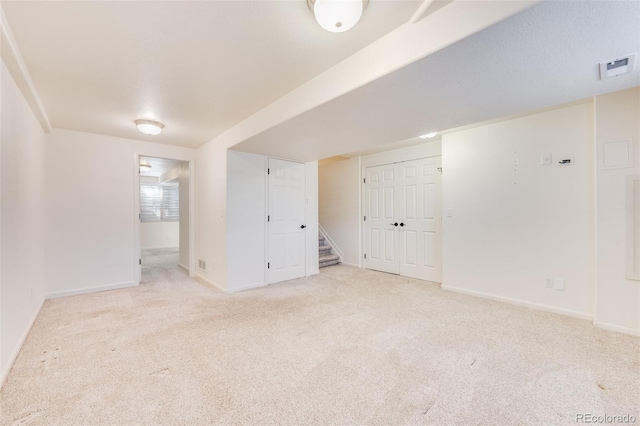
[1,248,639,425]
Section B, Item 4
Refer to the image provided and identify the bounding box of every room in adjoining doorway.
[139,156,190,283]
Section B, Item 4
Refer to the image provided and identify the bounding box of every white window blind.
[140,184,179,222]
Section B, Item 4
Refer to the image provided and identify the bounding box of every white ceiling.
[3,0,423,148]
[232,0,640,161]
[140,156,186,178]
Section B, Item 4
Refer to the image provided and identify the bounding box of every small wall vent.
[599,53,636,80]
[198,259,206,270]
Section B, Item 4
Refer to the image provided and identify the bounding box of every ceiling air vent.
[599,53,636,80]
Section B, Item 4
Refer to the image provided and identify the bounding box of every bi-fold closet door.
[364,157,442,283]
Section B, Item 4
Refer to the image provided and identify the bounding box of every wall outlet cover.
[554,278,566,291]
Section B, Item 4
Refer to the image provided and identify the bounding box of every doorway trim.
[133,152,196,284]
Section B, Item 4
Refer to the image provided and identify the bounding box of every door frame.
[360,154,442,276]
[134,152,197,284]
[264,156,308,285]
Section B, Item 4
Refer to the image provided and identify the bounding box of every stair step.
[319,244,332,254]
[319,254,340,268]
[318,235,339,267]
[319,253,339,261]
[320,259,340,268]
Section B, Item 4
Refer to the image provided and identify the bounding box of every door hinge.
[139,259,142,265]
[364,253,367,259]
[267,168,270,175]
[364,215,366,221]
[267,262,270,269]
[363,178,366,183]
[138,213,141,220]
[267,215,270,222]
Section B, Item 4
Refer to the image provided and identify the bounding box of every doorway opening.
[137,156,191,284]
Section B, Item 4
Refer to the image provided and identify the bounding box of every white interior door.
[363,157,442,283]
[364,164,400,274]
[398,157,442,282]
[268,158,306,284]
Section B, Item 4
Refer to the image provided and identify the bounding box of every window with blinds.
[140,184,179,222]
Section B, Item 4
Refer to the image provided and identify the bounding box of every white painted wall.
[227,151,266,292]
[442,102,595,319]
[1,59,46,382]
[179,163,190,269]
[594,87,640,335]
[141,222,179,249]
[45,131,137,297]
[44,129,195,298]
[195,142,228,289]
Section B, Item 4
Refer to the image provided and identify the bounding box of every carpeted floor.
[1,248,639,425]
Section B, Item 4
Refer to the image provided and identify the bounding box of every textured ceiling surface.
[232,1,640,161]
[3,0,422,147]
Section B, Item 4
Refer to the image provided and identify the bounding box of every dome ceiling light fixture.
[307,0,368,33]
[135,119,164,136]
[139,162,152,173]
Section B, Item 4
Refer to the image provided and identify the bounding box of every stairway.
[319,234,340,268]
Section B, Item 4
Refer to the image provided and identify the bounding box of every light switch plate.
[554,278,566,291]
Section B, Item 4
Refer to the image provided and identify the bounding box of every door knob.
[399,223,405,227]
[390,222,398,227]
[300,224,306,229]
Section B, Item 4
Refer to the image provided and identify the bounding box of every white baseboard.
[1,298,45,389]
[46,281,137,299]
[441,285,594,321]
[594,321,640,337]
[178,263,189,273]
[227,281,266,293]
[340,262,361,268]
[195,274,226,293]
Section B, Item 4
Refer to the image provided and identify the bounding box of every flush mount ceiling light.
[419,132,438,139]
[135,119,164,136]
[139,162,152,172]
[308,0,368,33]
